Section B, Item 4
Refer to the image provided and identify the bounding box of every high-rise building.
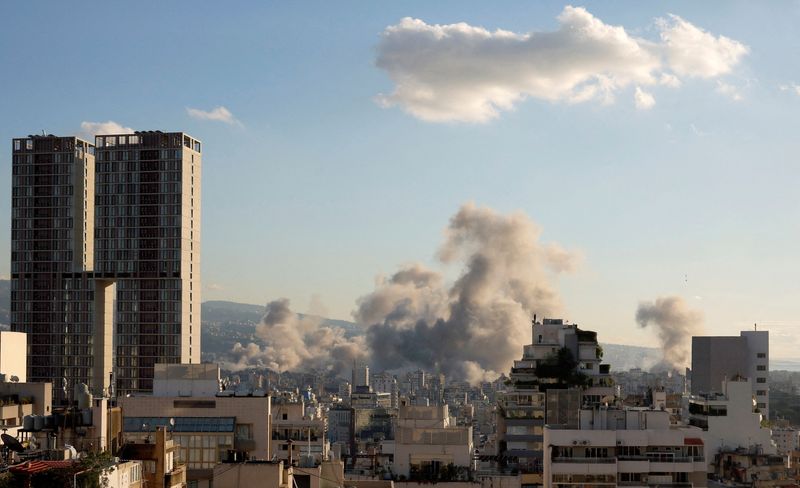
[691,329,769,419]
[10,135,113,399]
[10,131,202,398]
[94,131,202,394]
[352,360,369,388]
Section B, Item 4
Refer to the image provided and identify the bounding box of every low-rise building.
[272,399,329,465]
[686,377,776,469]
[118,427,185,488]
[393,404,473,480]
[120,364,271,486]
[544,408,707,488]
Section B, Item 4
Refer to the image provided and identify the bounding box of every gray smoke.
[635,296,703,371]
[354,203,579,385]
[226,299,368,374]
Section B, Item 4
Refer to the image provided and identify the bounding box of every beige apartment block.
[119,394,271,484]
[393,404,473,478]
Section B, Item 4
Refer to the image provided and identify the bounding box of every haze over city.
[2,1,800,367]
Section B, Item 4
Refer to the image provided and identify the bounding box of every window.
[757,377,767,383]
[757,353,766,358]
[235,424,252,440]
[757,402,767,409]
[14,140,20,151]
[757,390,767,396]
[757,365,766,371]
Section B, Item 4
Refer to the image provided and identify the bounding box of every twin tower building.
[10,131,202,400]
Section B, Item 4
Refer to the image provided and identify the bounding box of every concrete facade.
[691,330,769,418]
[686,377,776,470]
[393,404,473,478]
[543,409,707,488]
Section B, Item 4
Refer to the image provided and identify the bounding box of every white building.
[544,408,707,488]
[370,372,399,409]
[691,330,769,418]
[686,377,776,470]
[393,403,473,478]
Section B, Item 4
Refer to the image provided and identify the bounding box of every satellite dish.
[9,376,18,383]
[1,433,24,453]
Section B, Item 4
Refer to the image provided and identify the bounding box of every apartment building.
[10,131,202,397]
[271,399,329,465]
[393,403,473,479]
[120,363,270,485]
[10,135,113,398]
[543,408,707,488]
[685,377,776,467]
[691,329,769,418]
[94,131,201,394]
[496,318,614,478]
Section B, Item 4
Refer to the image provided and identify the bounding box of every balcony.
[165,465,186,488]
[553,457,616,464]
[551,457,617,476]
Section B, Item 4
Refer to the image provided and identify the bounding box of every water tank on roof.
[33,415,44,431]
[22,415,34,431]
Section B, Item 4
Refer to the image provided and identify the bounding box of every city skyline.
[2,2,800,361]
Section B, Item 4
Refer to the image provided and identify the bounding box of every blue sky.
[2,1,800,357]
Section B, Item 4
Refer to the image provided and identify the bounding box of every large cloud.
[376,6,748,122]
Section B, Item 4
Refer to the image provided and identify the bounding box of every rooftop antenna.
[754,323,757,331]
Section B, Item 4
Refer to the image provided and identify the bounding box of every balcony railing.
[553,457,616,464]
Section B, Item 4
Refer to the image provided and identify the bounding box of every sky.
[1,1,800,359]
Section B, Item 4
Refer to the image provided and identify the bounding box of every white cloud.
[376,6,748,122]
[634,86,656,109]
[186,106,240,125]
[79,121,134,139]
[658,14,749,79]
[206,283,224,291]
[716,80,743,101]
[779,83,800,95]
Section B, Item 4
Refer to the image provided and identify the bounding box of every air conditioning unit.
[616,440,623,446]
[581,440,589,445]
[572,440,578,445]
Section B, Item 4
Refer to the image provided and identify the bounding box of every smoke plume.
[227,203,578,384]
[355,203,578,384]
[225,299,367,374]
[635,296,703,371]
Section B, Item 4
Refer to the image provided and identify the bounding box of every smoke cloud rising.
[355,203,578,384]
[226,299,368,375]
[635,296,703,371]
[227,203,578,384]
